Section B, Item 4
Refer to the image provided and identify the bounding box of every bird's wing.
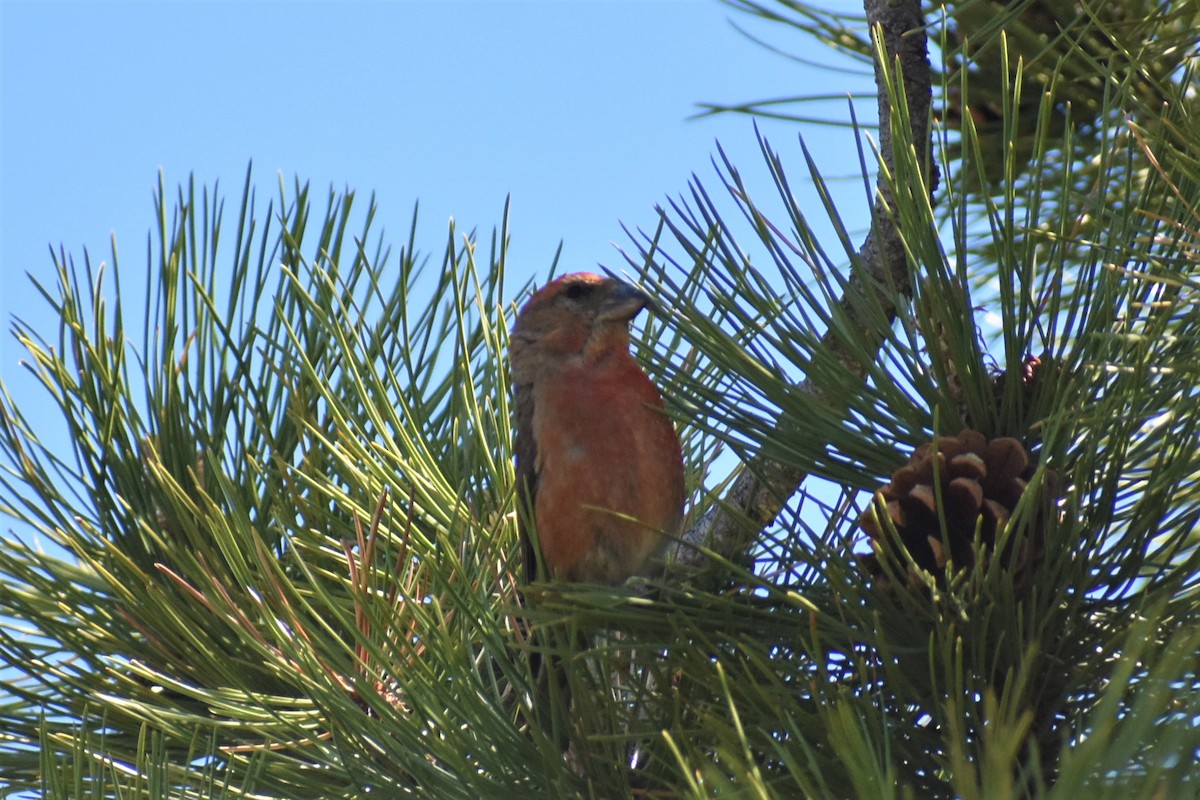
[513,382,540,583]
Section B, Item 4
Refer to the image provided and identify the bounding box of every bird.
[510,272,685,586]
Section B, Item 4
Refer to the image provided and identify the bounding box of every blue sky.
[1,1,872,505]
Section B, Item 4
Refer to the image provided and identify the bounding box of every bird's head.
[510,272,655,382]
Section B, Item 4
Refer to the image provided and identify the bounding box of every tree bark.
[673,0,935,576]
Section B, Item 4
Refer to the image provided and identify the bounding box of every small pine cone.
[859,429,1056,592]
[992,352,1061,416]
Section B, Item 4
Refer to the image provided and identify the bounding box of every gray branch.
[672,0,935,577]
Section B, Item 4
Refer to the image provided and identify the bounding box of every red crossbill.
[510,272,685,585]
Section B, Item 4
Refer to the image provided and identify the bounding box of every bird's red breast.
[511,273,684,584]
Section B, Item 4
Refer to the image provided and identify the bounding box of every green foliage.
[711,1,1200,270]
[619,8,1200,793]
[0,171,562,797]
[2,3,1199,798]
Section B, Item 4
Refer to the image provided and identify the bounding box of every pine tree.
[2,2,1197,797]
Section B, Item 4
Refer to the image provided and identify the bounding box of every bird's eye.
[564,283,590,300]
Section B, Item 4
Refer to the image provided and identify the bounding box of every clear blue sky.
[1,1,872,498]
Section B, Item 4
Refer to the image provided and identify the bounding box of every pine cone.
[859,429,1056,592]
[991,352,1062,415]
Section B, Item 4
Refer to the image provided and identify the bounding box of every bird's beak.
[599,280,657,322]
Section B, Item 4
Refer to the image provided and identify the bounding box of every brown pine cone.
[859,429,1057,593]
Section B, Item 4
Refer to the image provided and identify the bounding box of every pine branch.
[675,0,935,574]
